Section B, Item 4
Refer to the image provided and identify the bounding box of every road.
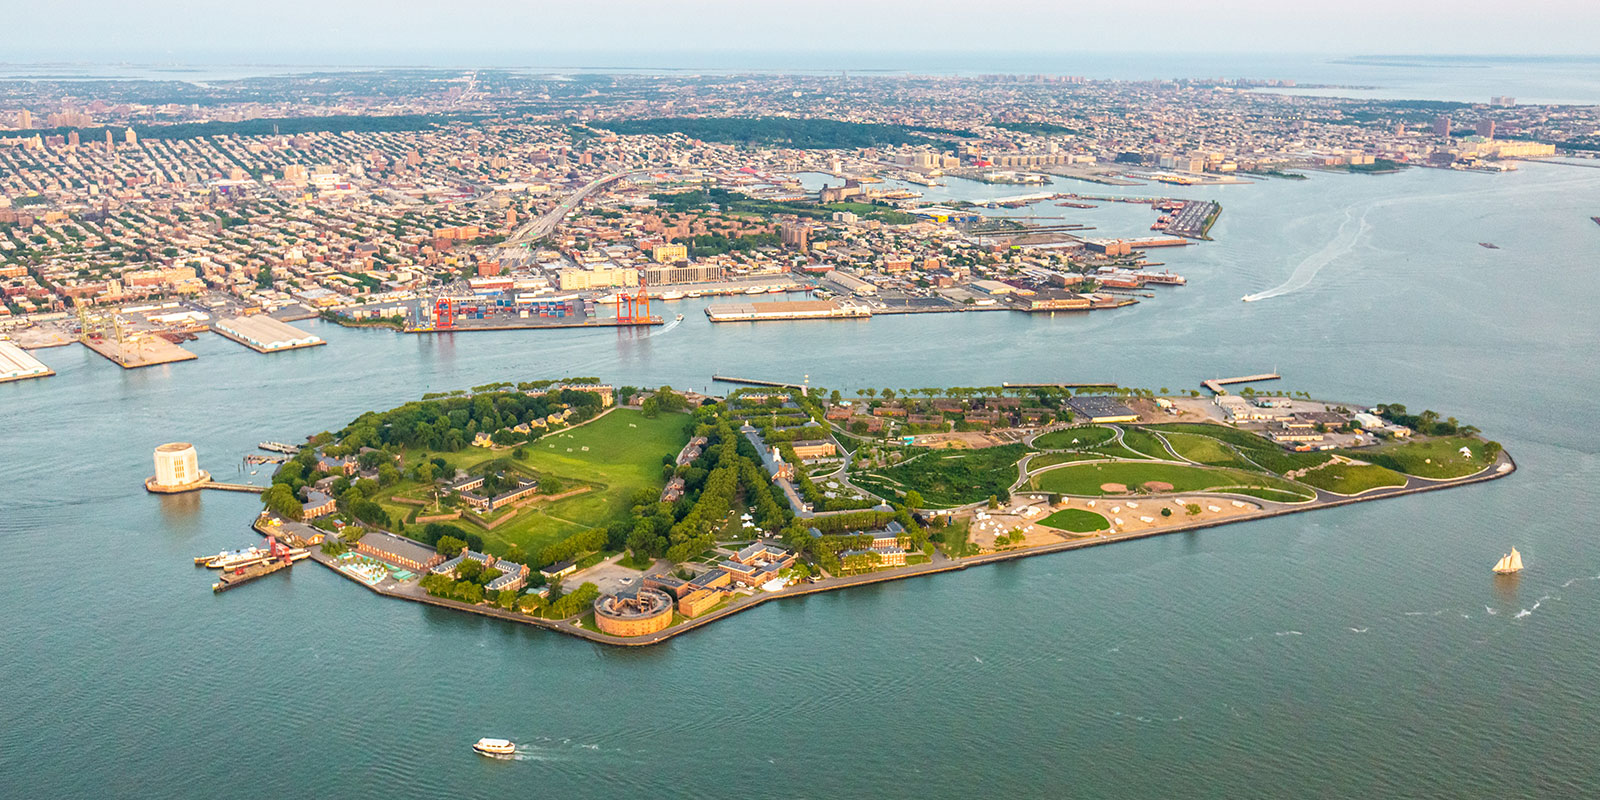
[504,170,643,247]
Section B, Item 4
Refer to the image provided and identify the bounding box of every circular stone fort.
[593,587,674,637]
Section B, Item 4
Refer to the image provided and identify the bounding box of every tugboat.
[1492,547,1524,575]
[473,738,516,757]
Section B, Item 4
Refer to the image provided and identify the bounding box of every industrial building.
[213,316,325,352]
[0,340,53,382]
[1066,396,1140,424]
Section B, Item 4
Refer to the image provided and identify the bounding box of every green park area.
[1034,426,1116,450]
[1029,461,1315,501]
[1161,431,1261,470]
[855,443,1027,508]
[385,408,691,556]
[1294,462,1408,495]
[1143,423,1333,473]
[1038,508,1110,534]
[1340,436,1499,479]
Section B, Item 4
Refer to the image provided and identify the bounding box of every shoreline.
[276,451,1516,648]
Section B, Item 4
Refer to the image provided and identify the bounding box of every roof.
[1066,396,1138,420]
[358,531,437,565]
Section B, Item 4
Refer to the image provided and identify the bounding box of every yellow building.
[651,243,688,263]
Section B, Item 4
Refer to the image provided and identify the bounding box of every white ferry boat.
[659,290,685,301]
[744,286,765,295]
[473,738,516,756]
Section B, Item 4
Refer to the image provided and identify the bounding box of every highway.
[504,169,644,246]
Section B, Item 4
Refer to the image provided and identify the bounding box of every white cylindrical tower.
[152,442,201,488]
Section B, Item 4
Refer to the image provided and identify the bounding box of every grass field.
[1030,461,1314,499]
[1118,427,1174,460]
[1162,431,1261,471]
[1028,452,1103,470]
[1038,508,1110,533]
[1296,463,1408,495]
[385,409,690,555]
[1035,426,1116,450]
[1340,436,1497,479]
[1143,423,1332,473]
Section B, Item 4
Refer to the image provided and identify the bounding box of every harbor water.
[3,163,1599,797]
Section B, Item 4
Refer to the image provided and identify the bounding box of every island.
[242,377,1513,645]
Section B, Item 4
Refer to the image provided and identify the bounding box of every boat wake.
[1241,200,1372,303]
[648,317,683,337]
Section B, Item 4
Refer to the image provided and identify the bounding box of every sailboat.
[1492,547,1524,575]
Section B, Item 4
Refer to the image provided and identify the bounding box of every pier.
[0,340,54,383]
[1203,373,1281,395]
[712,375,809,391]
[82,334,197,369]
[1001,382,1119,389]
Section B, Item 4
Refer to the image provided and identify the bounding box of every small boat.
[1241,295,1258,303]
[766,286,785,293]
[659,290,685,301]
[685,291,703,298]
[745,286,765,295]
[473,738,516,756]
[1493,547,1524,575]
[674,314,684,321]
[1478,242,1500,249]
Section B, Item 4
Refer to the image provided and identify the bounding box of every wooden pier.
[1203,373,1281,395]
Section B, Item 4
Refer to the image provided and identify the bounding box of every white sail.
[1509,548,1524,571]
[1494,555,1512,572]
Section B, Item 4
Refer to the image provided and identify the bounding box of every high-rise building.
[67,130,80,147]
[124,127,137,145]
[780,222,811,251]
[16,109,32,129]
[1432,116,1452,138]
[1491,96,1516,107]
[1475,119,1496,139]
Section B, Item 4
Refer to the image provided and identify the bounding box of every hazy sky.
[11,0,1600,64]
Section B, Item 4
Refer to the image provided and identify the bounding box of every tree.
[903,490,924,511]
[436,535,467,558]
[457,559,483,582]
[376,463,400,486]
[261,484,303,520]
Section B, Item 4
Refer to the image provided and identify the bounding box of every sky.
[9,0,1600,65]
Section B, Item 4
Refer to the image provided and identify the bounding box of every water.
[3,163,1600,797]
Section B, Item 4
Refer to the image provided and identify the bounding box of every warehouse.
[213,316,326,353]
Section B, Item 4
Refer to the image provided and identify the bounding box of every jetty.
[1203,373,1281,395]
[713,375,809,391]
[82,334,197,369]
[258,441,300,454]
[1001,382,1119,389]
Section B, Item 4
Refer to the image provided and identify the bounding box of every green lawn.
[1035,426,1116,450]
[388,408,690,556]
[1038,508,1110,533]
[1162,431,1262,471]
[1296,463,1408,495]
[1118,428,1173,460]
[1028,452,1103,470]
[1143,423,1332,473]
[1030,461,1314,500]
[1340,437,1498,479]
